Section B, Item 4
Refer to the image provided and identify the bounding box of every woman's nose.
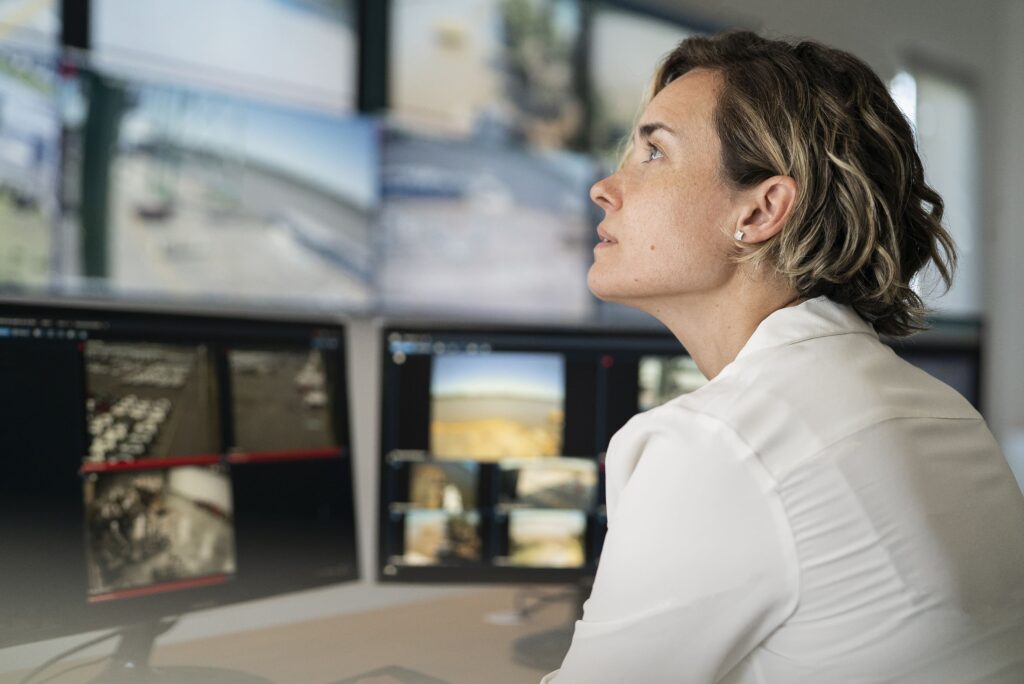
[589,173,620,213]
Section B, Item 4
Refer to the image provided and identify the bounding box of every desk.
[0,587,576,684]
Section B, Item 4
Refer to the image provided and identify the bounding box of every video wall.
[0,1,707,320]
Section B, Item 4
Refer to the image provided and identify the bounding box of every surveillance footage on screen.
[429,351,566,460]
[229,348,337,453]
[401,509,482,566]
[84,340,221,464]
[83,465,236,599]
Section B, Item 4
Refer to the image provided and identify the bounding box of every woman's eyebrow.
[636,122,677,141]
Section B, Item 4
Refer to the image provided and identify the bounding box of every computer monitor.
[377,322,707,584]
[378,320,986,587]
[0,298,359,649]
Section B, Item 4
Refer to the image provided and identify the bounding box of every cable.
[16,629,122,684]
[34,655,110,684]
[17,617,179,684]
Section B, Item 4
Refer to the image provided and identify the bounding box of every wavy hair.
[638,31,956,336]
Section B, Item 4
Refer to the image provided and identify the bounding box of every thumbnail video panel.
[92,0,357,112]
[0,0,59,54]
[0,47,59,288]
[401,509,482,566]
[429,352,565,460]
[84,341,221,464]
[378,125,595,319]
[67,68,378,307]
[229,348,337,453]
[638,354,708,411]
[505,508,585,568]
[500,457,597,510]
[83,465,236,601]
[589,5,698,161]
[390,0,584,148]
[408,461,479,511]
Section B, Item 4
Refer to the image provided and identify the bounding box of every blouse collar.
[732,296,878,364]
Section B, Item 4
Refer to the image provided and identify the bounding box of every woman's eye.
[644,145,663,162]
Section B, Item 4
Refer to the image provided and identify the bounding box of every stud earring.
[734,230,745,241]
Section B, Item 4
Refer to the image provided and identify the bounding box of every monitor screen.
[60,65,379,308]
[0,46,60,289]
[378,324,707,583]
[0,0,59,54]
[390,0,584,149]
[378,124,596,320]
[90,0,358,113]
[589,4,699,161]
[0,300,359,647]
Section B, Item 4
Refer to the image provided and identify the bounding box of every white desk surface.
[0,587,575,684]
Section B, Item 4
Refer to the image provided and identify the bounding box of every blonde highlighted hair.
[638,31,956,336]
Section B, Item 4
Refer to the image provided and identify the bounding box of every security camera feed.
[590,6,698,161]
[0,0,59,53]
[229,349,336,453]
[430,352,565,460]
[84,341,220,464]
[86,72,377,306]
[501,457,597,509]
[380,126,594,318]
[507,508,585,568]
[409,461,479,511]
[0,48,59,287]
[84,466,236,600]
[638,354,708,411]
[402,510,481,565]
[91,0,357,111]
[391,0,584,149]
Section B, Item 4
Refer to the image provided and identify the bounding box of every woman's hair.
[639,30,956,336]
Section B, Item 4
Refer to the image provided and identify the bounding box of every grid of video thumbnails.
[379,330,708,581]
[79,334,350,603]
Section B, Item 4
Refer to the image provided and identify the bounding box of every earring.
[734,230,745,241]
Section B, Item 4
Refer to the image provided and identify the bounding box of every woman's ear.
[734,176,797,243]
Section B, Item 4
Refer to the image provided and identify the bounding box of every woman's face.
[588,68,740,305]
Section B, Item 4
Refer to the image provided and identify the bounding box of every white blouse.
[542,297,1024,683]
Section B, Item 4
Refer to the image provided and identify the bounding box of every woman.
[543,31,1024,683]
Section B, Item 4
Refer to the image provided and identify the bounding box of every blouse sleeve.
[541,405,799,684]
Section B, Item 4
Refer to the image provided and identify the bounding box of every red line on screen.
[79,455,223,474]
[87,574,229,604]
[227,446,344,465]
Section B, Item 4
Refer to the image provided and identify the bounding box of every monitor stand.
[510,579,592,673]
[85,619,272,684]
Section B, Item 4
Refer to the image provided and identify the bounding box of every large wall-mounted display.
[90,0,357,113]
[390,0,585,150]
[0,0,59,54]
[378,123,595,319]
[589,3,698,162]
[64,67,379,308]
[0,46,60,288]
